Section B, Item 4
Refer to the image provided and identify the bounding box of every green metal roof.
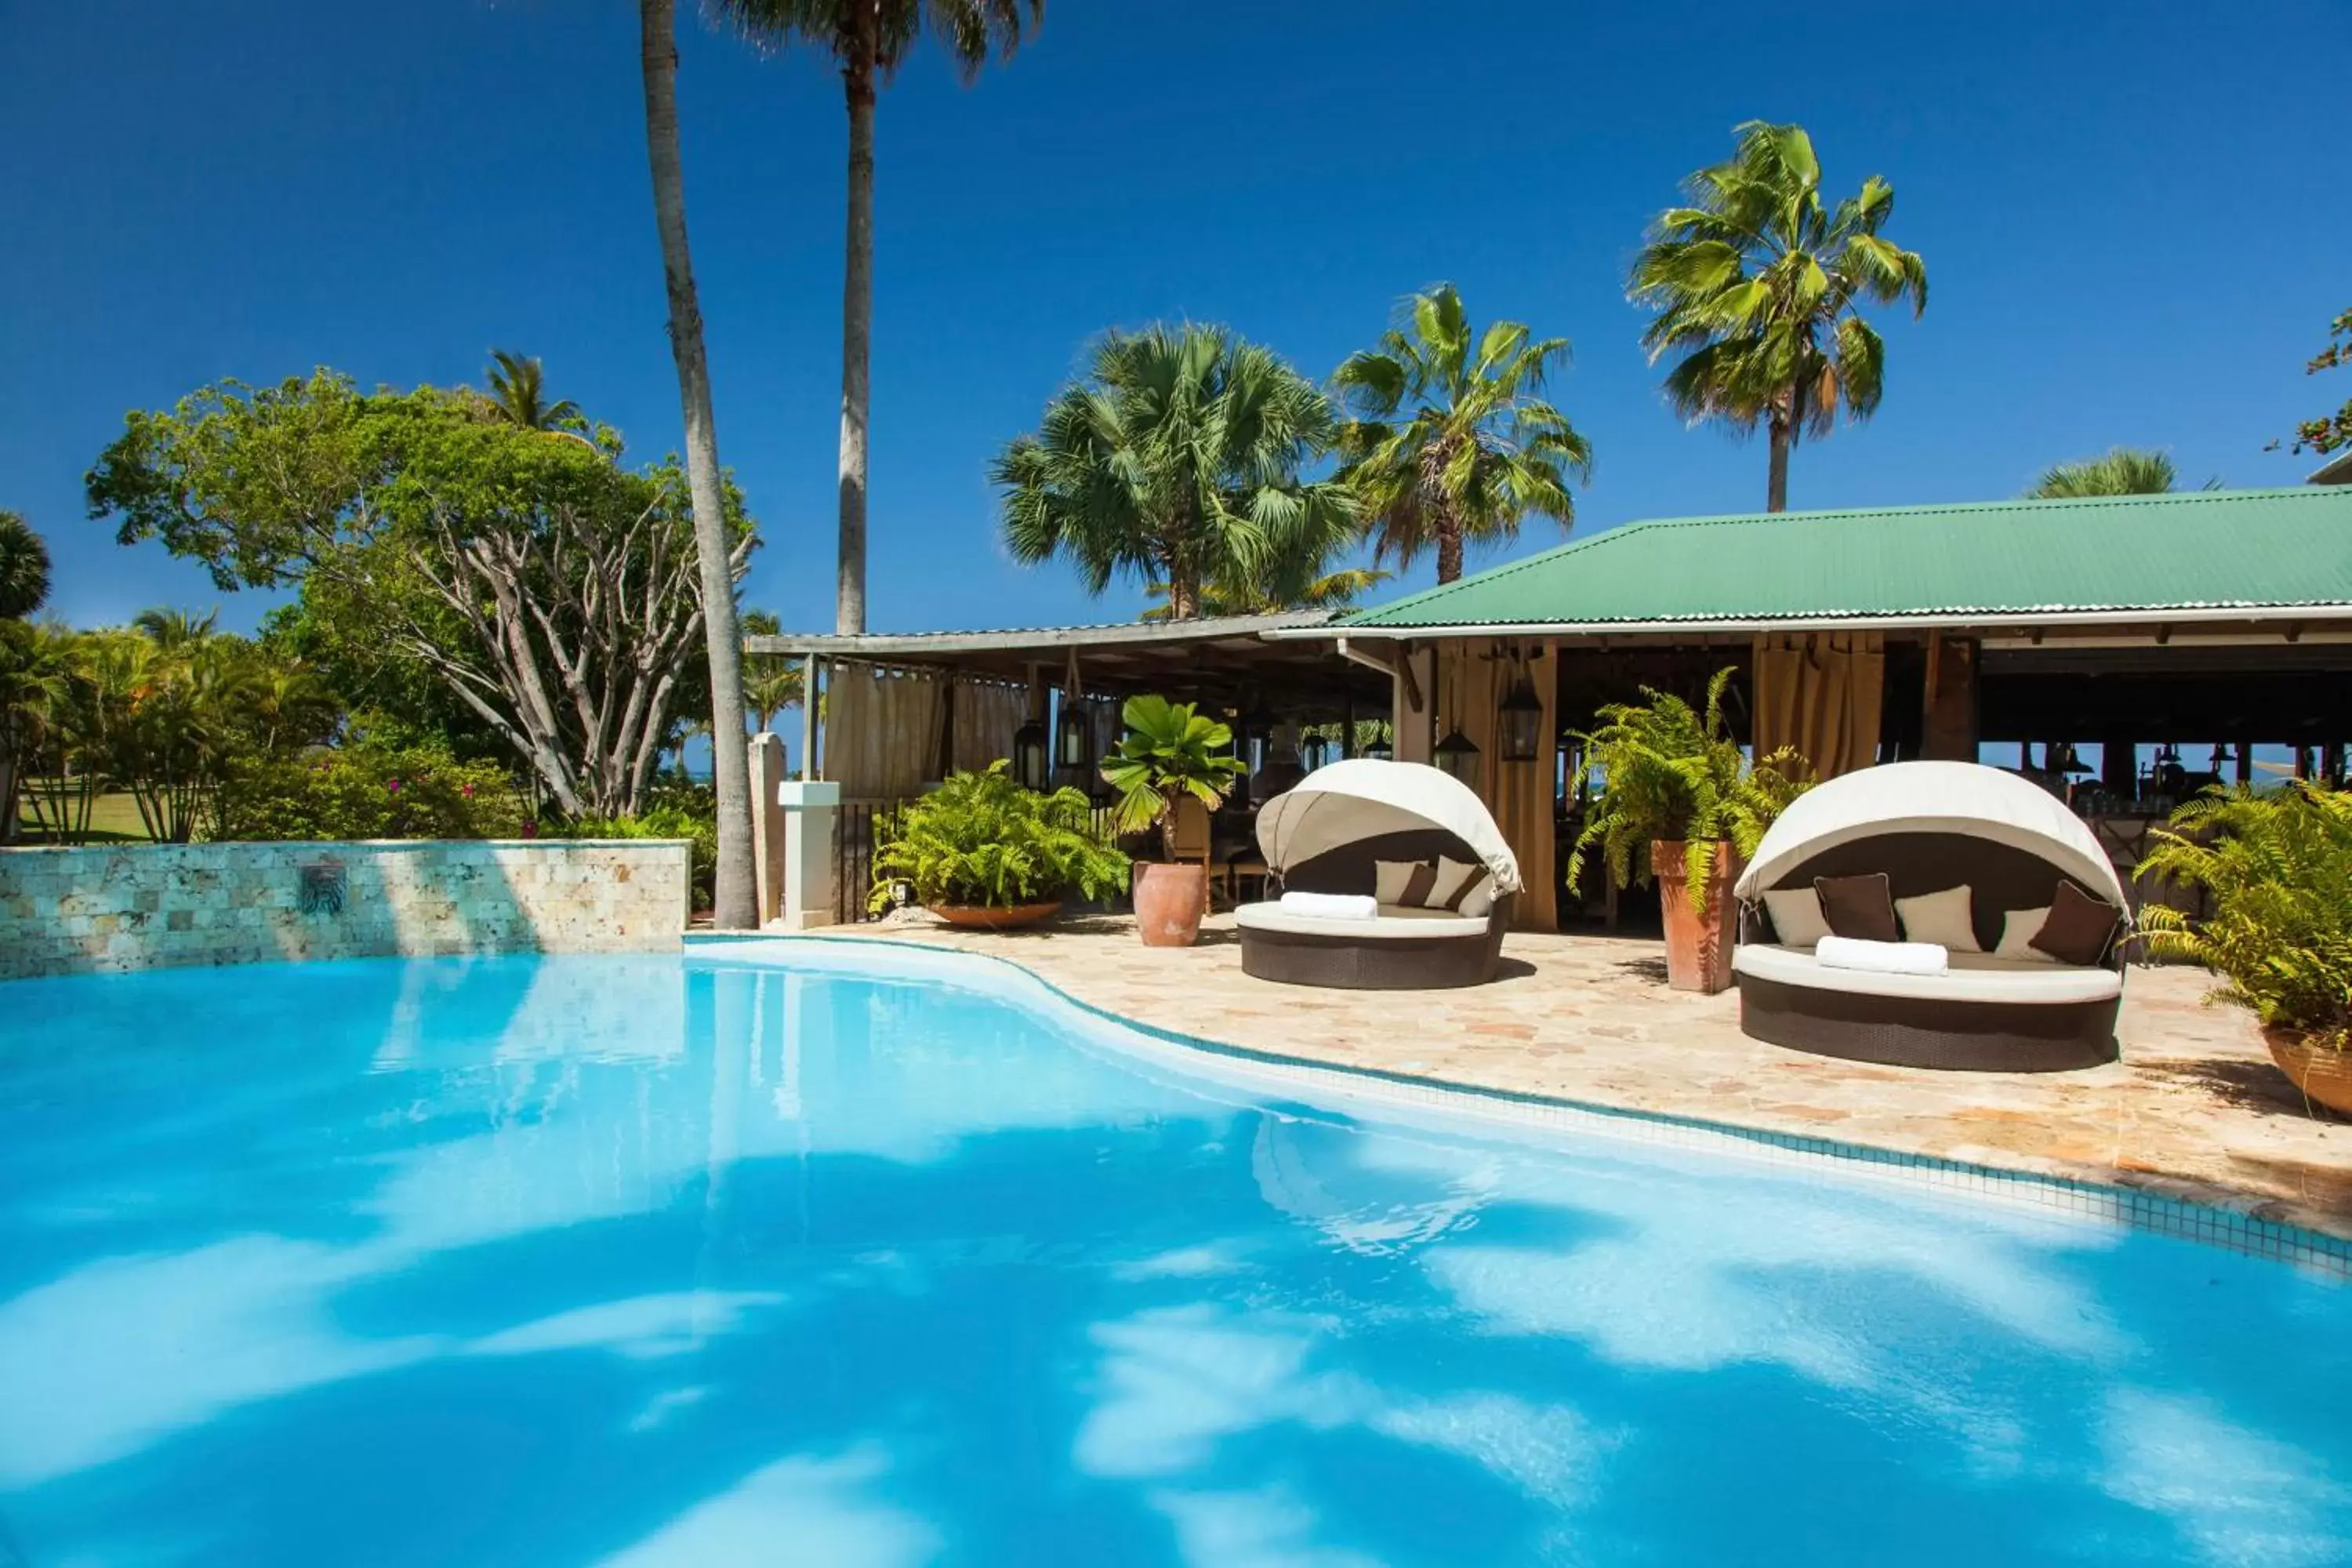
[1338,487,2352,632]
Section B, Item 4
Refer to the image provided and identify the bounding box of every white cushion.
[1896,884,1982,952]
[1457,875,1497,919]
[1817,935,1948,976]
[1994,906,2058,963]
[1733,943,2120,1004]
[1277,891,1377,920]
[1759,886,1833,949]
[1373,859,1423,906]
[1235,902,1490,939]
[1428,856,1485,909]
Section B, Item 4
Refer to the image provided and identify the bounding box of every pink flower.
[521,820,539,840]
[386,779,401,793]
[461,782,474,797]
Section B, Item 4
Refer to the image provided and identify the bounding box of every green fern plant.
[2137,781,2352,1051]
[869,762,1130,913]
[1565,666,1812,910]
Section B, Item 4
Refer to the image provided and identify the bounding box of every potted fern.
[868,762,1130,929]
[1566,668,1810,993]
[1101,694,1245,947]
[2138,780,2352,1115]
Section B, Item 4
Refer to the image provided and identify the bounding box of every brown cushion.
[1814,873,1900,943]
[2030,880,2121,967]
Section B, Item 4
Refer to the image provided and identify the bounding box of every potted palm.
[2138,780,2352,1116]
[1101,694,1245,947]
[867,762,1129,929]
[1566,668,1810,993]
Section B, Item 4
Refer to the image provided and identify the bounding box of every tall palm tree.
[0,510,49,621]
[713,0,1041,635]
[1629,122,1927,512]
[994,323,1359,620]
[130,607,218,651]
[481,350,586,432]
[640,0,757,928]
[2028,447,2217,498]
[1333,285,1592,584]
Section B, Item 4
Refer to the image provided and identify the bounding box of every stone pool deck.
[811,913,2352,1246]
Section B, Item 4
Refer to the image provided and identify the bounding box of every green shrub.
[569,805,716,912]
[212,745,528,841]
[2138,782,2352,1050]
[870,762,1129,912]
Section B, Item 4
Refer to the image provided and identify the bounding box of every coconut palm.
[0,510,49,621]
[640,0,758,927]
[712,0,1042,636]
[745,661,805,732]
[1629,122,1927,513]
[481,350,586,433]
[1333,285,1592,584]
[130,607,218,651]
[995,323,1359,621]
[1139,564,1392,622]
[2028,447,2218,499]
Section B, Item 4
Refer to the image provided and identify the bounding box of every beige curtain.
[949,678,1030,775]
[824,663,945,800]
[1751,632,1886,780]
[1434,637,1559,932]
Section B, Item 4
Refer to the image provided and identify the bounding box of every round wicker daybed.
[1731,761,2129,1072]
[1236,760,1521,990]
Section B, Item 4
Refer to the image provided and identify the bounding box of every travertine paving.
[820,913,2352,1243]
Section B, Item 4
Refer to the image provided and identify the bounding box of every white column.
[749,732,789,925]
[777,779,841,929]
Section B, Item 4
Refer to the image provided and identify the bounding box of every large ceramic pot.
[1652,839,1740,995]
[2265,1028,2352,1117]
[1133,862,1210,948]
[927,901,1061,931]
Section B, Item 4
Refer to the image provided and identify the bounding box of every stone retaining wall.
[0,840,692,980]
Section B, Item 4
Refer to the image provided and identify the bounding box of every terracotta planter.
[1653,839,1740,995]
[2265,1028,2352,1117]
[927,901,1062,931]
[1133,862,1210,948]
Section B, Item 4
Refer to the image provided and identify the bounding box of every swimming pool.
[2,944,2347,1566]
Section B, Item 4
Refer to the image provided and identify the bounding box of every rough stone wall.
[0,840,691,980]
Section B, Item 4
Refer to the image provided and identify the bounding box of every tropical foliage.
[1139,564,1390,622]
[479,350,586,433]
[1334,284,1592,583]
[216,742,528,843]
[1629,121,1927,512]
[1099,694,1246,858]
[996,324,1358,620]
[2028,448,2216,498]
[868,761,1129,912]
[2277,307,2352,460]
[1566,667,1813,909]
[2137,781,2352,1051]
[0,510,49,621]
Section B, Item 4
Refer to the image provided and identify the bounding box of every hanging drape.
[949,677,1029,776]
[1751,632,1886,780]
[823,663,945,800]
[1433,637,1559,932]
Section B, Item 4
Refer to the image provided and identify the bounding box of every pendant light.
[1011,717,1049,790]
[1055,700,1092,771]
[1299,732,1331,772]
[1497,662,1544,764]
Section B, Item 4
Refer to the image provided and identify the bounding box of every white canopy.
[1254,759,1523,893]
[1734,760,2127,907]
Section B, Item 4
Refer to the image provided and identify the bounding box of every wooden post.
[1919,637,1978,762]
[800,655,821,782]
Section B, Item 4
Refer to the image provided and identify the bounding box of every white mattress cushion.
[1896,884,1983,952]
[1235,902,1490,939]
[1733,942,2120,1004]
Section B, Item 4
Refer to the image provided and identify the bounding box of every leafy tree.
[1100,694,1245,859]
[481,350,586,433]
[1629,122,1927,512]
[711,0,1041,635]
[2027,447,2218,499]
[641,0,760,927]
[1334,285,1592,584]
[2275,307,2352,461]
[0,510,49,620]
[87,371,753,819]
[996,324,1358,620]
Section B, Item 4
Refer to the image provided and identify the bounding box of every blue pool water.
[2,947,2348,1567]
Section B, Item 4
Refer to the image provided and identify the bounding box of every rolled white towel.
[1815,934,1949,976]
[1277,891,1378,921]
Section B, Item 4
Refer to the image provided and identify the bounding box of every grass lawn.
[12,790,154,844]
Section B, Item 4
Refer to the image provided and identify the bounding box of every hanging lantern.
[1299,733,1332,772]
[2209,743,2230,769]
[1363,731,1394,763]
[2056,742,2092,776]
[1011,717,1049,790]
[1497,674,1544,764]
[1055,702,1092,771]
[2155,742,2183,765]
[1433,725,1482,790]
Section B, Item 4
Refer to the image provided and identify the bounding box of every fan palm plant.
[996,324,1359,620]
[0,510,50,621]
[711,0,1041,636]
[1333,285,1592,584]
[1099,694,1245,859]
[1629,122,1927,513]
[2027,447,2216,498]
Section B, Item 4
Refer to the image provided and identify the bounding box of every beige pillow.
[1457,875,1497,919]
[1759,886,1832,948]
[1994,906,2059,963]
[1374,858,1427,906]
[1428,857,1485,909]
[1896,885,1981,952]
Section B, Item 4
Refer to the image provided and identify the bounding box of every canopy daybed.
[1236,760,1521,989]
[1731,761,2129,1072]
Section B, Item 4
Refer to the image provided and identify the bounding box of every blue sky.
[4,0,2345,637]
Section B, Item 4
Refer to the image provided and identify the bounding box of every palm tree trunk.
[639,0,756,930]
[1436,524,1465,583]
[835,26,877,636]
[1766,413,1792,513]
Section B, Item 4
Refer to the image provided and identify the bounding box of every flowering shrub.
[212,745,528,841]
